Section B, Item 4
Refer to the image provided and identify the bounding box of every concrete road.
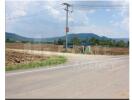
[6,50,129,99]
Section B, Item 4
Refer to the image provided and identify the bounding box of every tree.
[106,39,113,47]
[57,38,64,45]
[53,40,57,45]
[6,38,10,42]
[71,37,81,45]
[6,38,15,43]
[116,40,126,47]
[111,40,116,47]
[89,37,99,45]
[21,41,29,43]
[127,41,129,47]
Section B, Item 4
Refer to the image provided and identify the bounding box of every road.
[6,49,129,99]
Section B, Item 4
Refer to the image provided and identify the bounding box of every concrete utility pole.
[62,3,72,52]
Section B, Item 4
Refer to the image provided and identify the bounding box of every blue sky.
[6,0,129,38]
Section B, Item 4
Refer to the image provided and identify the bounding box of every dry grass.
[6,43,129,55]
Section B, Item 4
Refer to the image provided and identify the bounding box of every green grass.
[6,56,67,71]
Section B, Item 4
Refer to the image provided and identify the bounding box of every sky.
[6,0,129,38]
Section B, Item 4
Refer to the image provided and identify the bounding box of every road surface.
[6,49,129,99]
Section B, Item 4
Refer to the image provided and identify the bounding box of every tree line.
[6,37,129,48]
[54,37,129,48]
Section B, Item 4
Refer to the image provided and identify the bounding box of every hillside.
[5,32,129,43]
[6,32,33,42]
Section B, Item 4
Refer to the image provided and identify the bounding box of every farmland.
[5,42,128,70]
[6,43,129,55]
[6,49,66,71]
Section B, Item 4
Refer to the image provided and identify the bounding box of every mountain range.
[6,32,129,43]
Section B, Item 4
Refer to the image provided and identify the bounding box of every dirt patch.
[6,50,49,66]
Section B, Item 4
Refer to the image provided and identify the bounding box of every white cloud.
[44,1,60,17]
[121,16,129,30]
[86,9,96,14]
[43,0,71,21]
[106,9,111,12]
[70,24,128,38]
[110,15,129,31]
[70,10,89,25]
[5,0,128,38]
[111,0,129,16]
[42,1,96,23]
[120,8,128,17]
[71,24,117,35]
[6,0,96,25]
[110,0,129,32]
[6,1,30,20]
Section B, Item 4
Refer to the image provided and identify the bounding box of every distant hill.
[6,32,62,42]
[112,38,129,43]
[6,32,33,42]
[67,33,109,40]
[5,32,129,43]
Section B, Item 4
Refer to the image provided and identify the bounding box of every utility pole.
[62,3,72,52]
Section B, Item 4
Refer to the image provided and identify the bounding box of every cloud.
[42,1,96,22]
[6,1,30,20]
[70,24,128,38]
[71,24,114,34]
[110,0,129,32]
[106,9,111,12]
[44,1,61,18]
[88,9,96,13]
[121,16,129,30]
[42,0,73,21]
[111,12,129,31]
[6,0,96,23]
[5,0,129,38]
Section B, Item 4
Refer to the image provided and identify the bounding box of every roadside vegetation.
[6,51,67,71]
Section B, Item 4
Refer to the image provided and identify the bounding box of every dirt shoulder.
[6,49,67,71]
[6,49,49,66]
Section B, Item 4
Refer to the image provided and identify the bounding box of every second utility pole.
[62,3,71,52]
